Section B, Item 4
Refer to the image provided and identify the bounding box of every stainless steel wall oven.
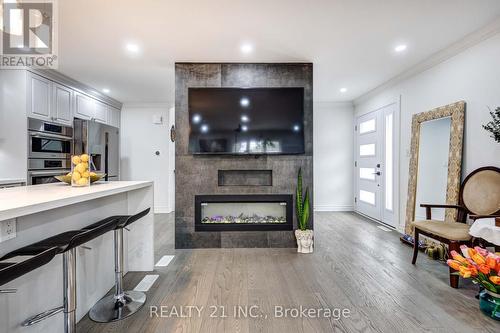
[27,118,73,185]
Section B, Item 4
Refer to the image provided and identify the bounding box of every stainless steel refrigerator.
[73,118,120,181]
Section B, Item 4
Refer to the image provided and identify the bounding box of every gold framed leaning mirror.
[405,101,465,234]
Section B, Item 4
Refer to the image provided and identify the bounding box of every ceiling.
[57,0,500,104]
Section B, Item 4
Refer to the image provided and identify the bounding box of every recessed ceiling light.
[126,43,140,53]
[240,43,253,54]
[102,88,110,94]
[293,125,301,132]
[201,124,209,133]
[241,125,248,132]
[340,88,347,93]
[395,44,407,52]
[241,115,249,122]
[192,114,201,124]
[240,97,250,107]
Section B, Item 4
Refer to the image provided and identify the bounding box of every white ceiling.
[57,0,500,104]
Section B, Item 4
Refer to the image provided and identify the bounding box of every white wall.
[355,32,500,231]
[0,71,27,180]
[120,103,175,213]
[313,102,354,211]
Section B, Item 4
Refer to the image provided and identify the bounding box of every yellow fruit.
[89,172,97,177]
[75,163,87,174]
[77,177,88,186]
[72,171,81,181]
[71,155,81,165]
[82,171,90,178]
[80,154,89,162]
[66,172,72,177]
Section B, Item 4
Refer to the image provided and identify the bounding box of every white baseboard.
[396,226,405,234]
[314,205,354,212]
[154,206,173,214]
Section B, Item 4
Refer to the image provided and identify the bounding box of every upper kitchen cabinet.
[75,92,94,120]
[52,84,74,126]
[27,72,74,126]
[94,100,108,124]
[27,72,51,121]
[26,70,122,127]
[108,107,121,128]
[75,93,110,124]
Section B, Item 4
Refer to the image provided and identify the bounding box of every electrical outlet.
[0,218,16,242]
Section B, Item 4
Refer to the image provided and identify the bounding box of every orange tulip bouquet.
[447,245,500,320]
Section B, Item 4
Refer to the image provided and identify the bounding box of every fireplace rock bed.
[201,213,287,224]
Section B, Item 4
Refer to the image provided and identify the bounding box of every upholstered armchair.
[411,166,500,288]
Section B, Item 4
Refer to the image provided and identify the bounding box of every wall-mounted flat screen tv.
[188,87,305,155]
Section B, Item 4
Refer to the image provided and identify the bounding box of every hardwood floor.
[77,212,499,333]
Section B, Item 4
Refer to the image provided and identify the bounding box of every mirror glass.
[414,116,451,221]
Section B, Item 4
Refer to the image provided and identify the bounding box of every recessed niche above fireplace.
[218,170,273,186]
[195,195,293,232]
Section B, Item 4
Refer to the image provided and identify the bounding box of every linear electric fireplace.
[195,195,293,232]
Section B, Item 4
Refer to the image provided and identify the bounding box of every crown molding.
[354,17,500,106]
[122,102,173,109]
[314,100,354,107]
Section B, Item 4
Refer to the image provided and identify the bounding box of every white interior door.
[355,104,396,227]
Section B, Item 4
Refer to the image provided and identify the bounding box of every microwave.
[28,118,73,159]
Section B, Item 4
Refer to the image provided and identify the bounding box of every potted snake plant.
[295,168,313,253]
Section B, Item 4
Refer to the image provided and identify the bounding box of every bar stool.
[0,246,59,293]
[1,215,119,333]
[88,208,150,322]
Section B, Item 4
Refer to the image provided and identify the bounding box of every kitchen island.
[0,181,154,333]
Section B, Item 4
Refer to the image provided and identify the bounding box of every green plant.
[483,107,500,143]
[296,168,310,231]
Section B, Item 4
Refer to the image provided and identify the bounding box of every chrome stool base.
[89,227,147,323]
[89,291,146,322]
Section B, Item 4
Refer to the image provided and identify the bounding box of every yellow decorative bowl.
[54,173,106,184]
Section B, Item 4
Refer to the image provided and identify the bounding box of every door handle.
[29,132,73,141]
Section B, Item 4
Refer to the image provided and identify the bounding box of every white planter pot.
[295,229,314,253]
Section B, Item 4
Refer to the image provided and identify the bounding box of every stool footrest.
[0,288,17,294]
[22,306,63,326]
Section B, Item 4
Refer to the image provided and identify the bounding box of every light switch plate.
[152,114,163,124]
[0,218,17,242]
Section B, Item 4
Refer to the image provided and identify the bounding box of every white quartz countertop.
[0,178,26,186]
[0,181,153,221]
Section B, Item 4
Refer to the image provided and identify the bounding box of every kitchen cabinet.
[27,72,51,121]
[75,92,94,120]
[27,72,75,126]
[27,71,121,128]
[52,83,74,126]
[108,107,121,128]
[76,93,112,124]
[94,100,108,124]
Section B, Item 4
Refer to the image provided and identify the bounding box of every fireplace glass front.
[195,195,293,231]
[201,202,286,224]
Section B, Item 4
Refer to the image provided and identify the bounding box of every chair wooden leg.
[448,241,460,288]
[411,229,419,265]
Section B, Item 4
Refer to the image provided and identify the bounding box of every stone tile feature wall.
[175,63,313,248]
